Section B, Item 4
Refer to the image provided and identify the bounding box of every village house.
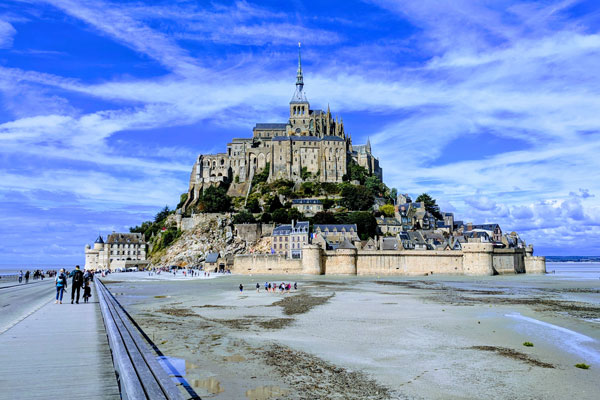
[313,224,359,250]
[272,221,309,258]
[291,199,323,216]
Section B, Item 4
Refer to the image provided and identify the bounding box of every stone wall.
[232,254,302,274]
[525,256,546,274]
[493,248,526,274]
[356,250,464,276]
[232,242,546,276]
[178,213,232,232]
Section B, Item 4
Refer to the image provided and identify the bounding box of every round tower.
[94,235,105,250]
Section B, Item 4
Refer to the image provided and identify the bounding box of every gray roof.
[314,224,357,232]
[95,235,104,244]
[254,123,288,130]
[382,237,399,250]
[107,232,144,244]
[292,199,322,204]
[378,217,401,225]
[271,135,345,142]
[322,135,345,141]
[473,224,500,231]
[273,225,292,235]
[338,238,356,249]
[205,252,220,263]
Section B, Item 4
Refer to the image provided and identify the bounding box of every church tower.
[289,43,310,135]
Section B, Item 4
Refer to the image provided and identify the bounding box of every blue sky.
[1,0,600,265]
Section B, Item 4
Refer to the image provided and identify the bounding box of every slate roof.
[273,225,292,235]
[314,224,357,232]
[377,217,401,225]
[473,224,500,231]
[292,199,322,204]
[338,238,356,249]
[107,232,144,244]
[254,123,287,130]
[382,237,399,250]
[205,252,220,263]
[95,235,104,244]
[272,135,320,142]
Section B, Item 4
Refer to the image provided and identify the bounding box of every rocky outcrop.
[152,214,271,267]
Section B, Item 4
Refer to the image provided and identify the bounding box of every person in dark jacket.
[70,265,84,304]
[82,273,92,303]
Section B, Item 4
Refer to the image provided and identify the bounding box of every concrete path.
[0,283,121,399]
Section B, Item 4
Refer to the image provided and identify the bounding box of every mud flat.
[104,269,600,399]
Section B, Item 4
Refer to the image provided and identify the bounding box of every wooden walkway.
[0,284,121,399]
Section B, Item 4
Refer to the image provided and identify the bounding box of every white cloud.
[0,20,16,49]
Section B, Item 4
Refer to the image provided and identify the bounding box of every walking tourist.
[264,282,268,291]
[239,283,244,292]
[24,270,30,283]
[82,276,92,303]
[18,270,23,283]
[294,282,297,290]
[55,269,67,304]
[70,265,84,304]
[256,283,260,292]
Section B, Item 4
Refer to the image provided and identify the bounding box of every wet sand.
[104,270,600,399]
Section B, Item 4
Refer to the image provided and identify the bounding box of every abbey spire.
[290,42,308,104]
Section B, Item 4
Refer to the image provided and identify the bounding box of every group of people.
[54,265,94,304]
[238,281,298,293]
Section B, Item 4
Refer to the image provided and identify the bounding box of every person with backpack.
[55,269,67,304]
[70,265,84,304]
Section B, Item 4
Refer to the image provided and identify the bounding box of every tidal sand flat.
[105,269,599,399]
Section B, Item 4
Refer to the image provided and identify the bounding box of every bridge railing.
[95,279,184,400]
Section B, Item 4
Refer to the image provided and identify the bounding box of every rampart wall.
[232,242,546,276]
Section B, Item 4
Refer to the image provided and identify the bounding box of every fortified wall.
[232,243,546,276]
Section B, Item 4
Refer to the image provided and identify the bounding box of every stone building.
[312,224,360,250]
[291,199,323,216]
[272,221,309,258]
[183,45,381,212]
[84,232,148,271]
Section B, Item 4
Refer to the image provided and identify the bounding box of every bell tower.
[290,42,310,135]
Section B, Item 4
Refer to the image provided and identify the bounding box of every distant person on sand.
[55,269,67,304]
[18,270,23,283]
[239,283,243,292]
[24,270,30,283]
[256,283,260,292]
[69,265,84,304]
[294,282,297,290]
[264,282,268,291]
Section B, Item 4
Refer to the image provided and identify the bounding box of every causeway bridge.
[0,278,191,399]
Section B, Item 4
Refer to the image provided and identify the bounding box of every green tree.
[300,181,315,196]
[202,186,231,212]
[176,193,188,209]
[322,198,335,210]
[268,195,284,213]
[252,162,270,185]
[301,166,312,180]
[245,197,261,213]
[233,211,256,224]
[154,206,171,223]
[335,211,377,240]
[379,204,395,217]
[272,208,289,224]
[311,211,337,225]
[287,208,305,222]
[342,161,369,185]
[390,188,398,203]
[416,193,443,220]
[260,212,272,223]
[365,175,386,197]
[340,184,374,211]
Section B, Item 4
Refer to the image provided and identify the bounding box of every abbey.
[184,46,381,208]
